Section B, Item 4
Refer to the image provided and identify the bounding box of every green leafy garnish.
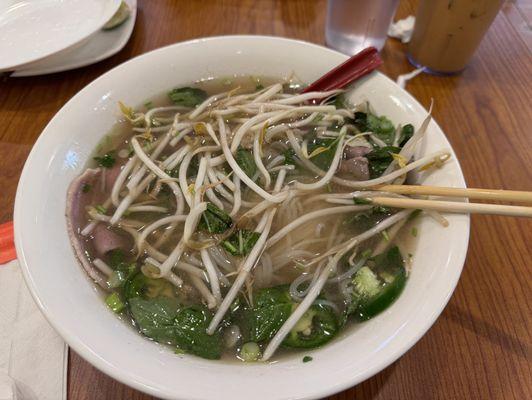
[303,356,313,363]
[144,101,153,110]
[367,114,395,145]
[94,151,116,168]
[129,297,180,344]
[239,285,339,349]
[399,124,414,147]
[124,272,176,301]
[198,203,233,234]
[352,111,368,132]
[247,286,293,342]
[283,148,297,166]
[345,206,393,232]
[129,297,222,359]
[168,87,207,107]
[222,229,260,256]
[306,135,340,171]
[235,147,257,179]
[172,305,223,359]
[365,146,401,179]
[411,227,418,237]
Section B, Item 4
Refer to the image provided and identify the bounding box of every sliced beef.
[92,223,132,259]
[343,145,371,159]
[66,169,108,287]
[338,157,370,181]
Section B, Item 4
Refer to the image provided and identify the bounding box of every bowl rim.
[14,35,470,400]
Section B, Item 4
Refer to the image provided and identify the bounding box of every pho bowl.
[14,36,469,400]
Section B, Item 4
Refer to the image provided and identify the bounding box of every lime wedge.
[102,1,130,30]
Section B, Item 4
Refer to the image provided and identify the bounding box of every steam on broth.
[65,75,449,362]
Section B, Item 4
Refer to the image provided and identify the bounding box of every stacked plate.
[0,0,137,77]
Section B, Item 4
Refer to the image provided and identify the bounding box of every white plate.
[14,36,470,400]
[13,0,137,77]
[0,0,122,72]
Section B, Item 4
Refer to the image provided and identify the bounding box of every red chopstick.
[302,47,382,94]
[0,221,16,264]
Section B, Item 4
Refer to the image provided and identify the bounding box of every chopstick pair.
[369,185,532,217]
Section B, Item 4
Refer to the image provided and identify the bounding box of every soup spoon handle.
[302,46,382,94]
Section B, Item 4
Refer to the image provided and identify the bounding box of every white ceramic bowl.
[14,36,470,400]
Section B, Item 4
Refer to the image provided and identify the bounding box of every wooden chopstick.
[371,197,532,217]
[377,185,532,203]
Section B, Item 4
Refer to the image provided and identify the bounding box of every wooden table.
[1,0,531,399]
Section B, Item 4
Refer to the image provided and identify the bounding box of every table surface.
[1,0,531,399]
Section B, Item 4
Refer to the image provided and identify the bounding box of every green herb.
[329,94,347,109]
[326,183,333,193]
[246,286,293,342]
[399,124,414,147]
[129,297,180,343]
[128,296,223,359]
[95,205,107,214]
[240,285,339,348]
[353,197,372,205]
[105,292,125,313]
[303,356,313,363]
[367,114,395,145]
[365,146,401,179]
[222,229,260,256]
[107,249,125,267]
[255,83,264,91]
[106,250,137,288]
[144,101,153,110]
[352,111,368,132]
[306,135,340,171]
[235,147,257,180]
[198,203,233,234]
[168,87,207,107]
[382,230,390,241]
[124,272,176,301]
[172,305,223,359]
[94,151,116,168]
[174,348,185,355]
[345,206,393,232]
[283,148,297,166]
[411,227,418,237]
[81,183,91,193]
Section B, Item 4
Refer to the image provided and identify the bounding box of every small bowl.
[14,36,469,400]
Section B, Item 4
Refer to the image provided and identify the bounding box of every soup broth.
[66,75,440,363]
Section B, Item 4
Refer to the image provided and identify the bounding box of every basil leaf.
[399,124,414,147]
[129,297,180,344]
[235,147,257,179]
[173,306,222,360]
[365,146,401,179]
[367,114,395,145]
[168,87,207,107]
